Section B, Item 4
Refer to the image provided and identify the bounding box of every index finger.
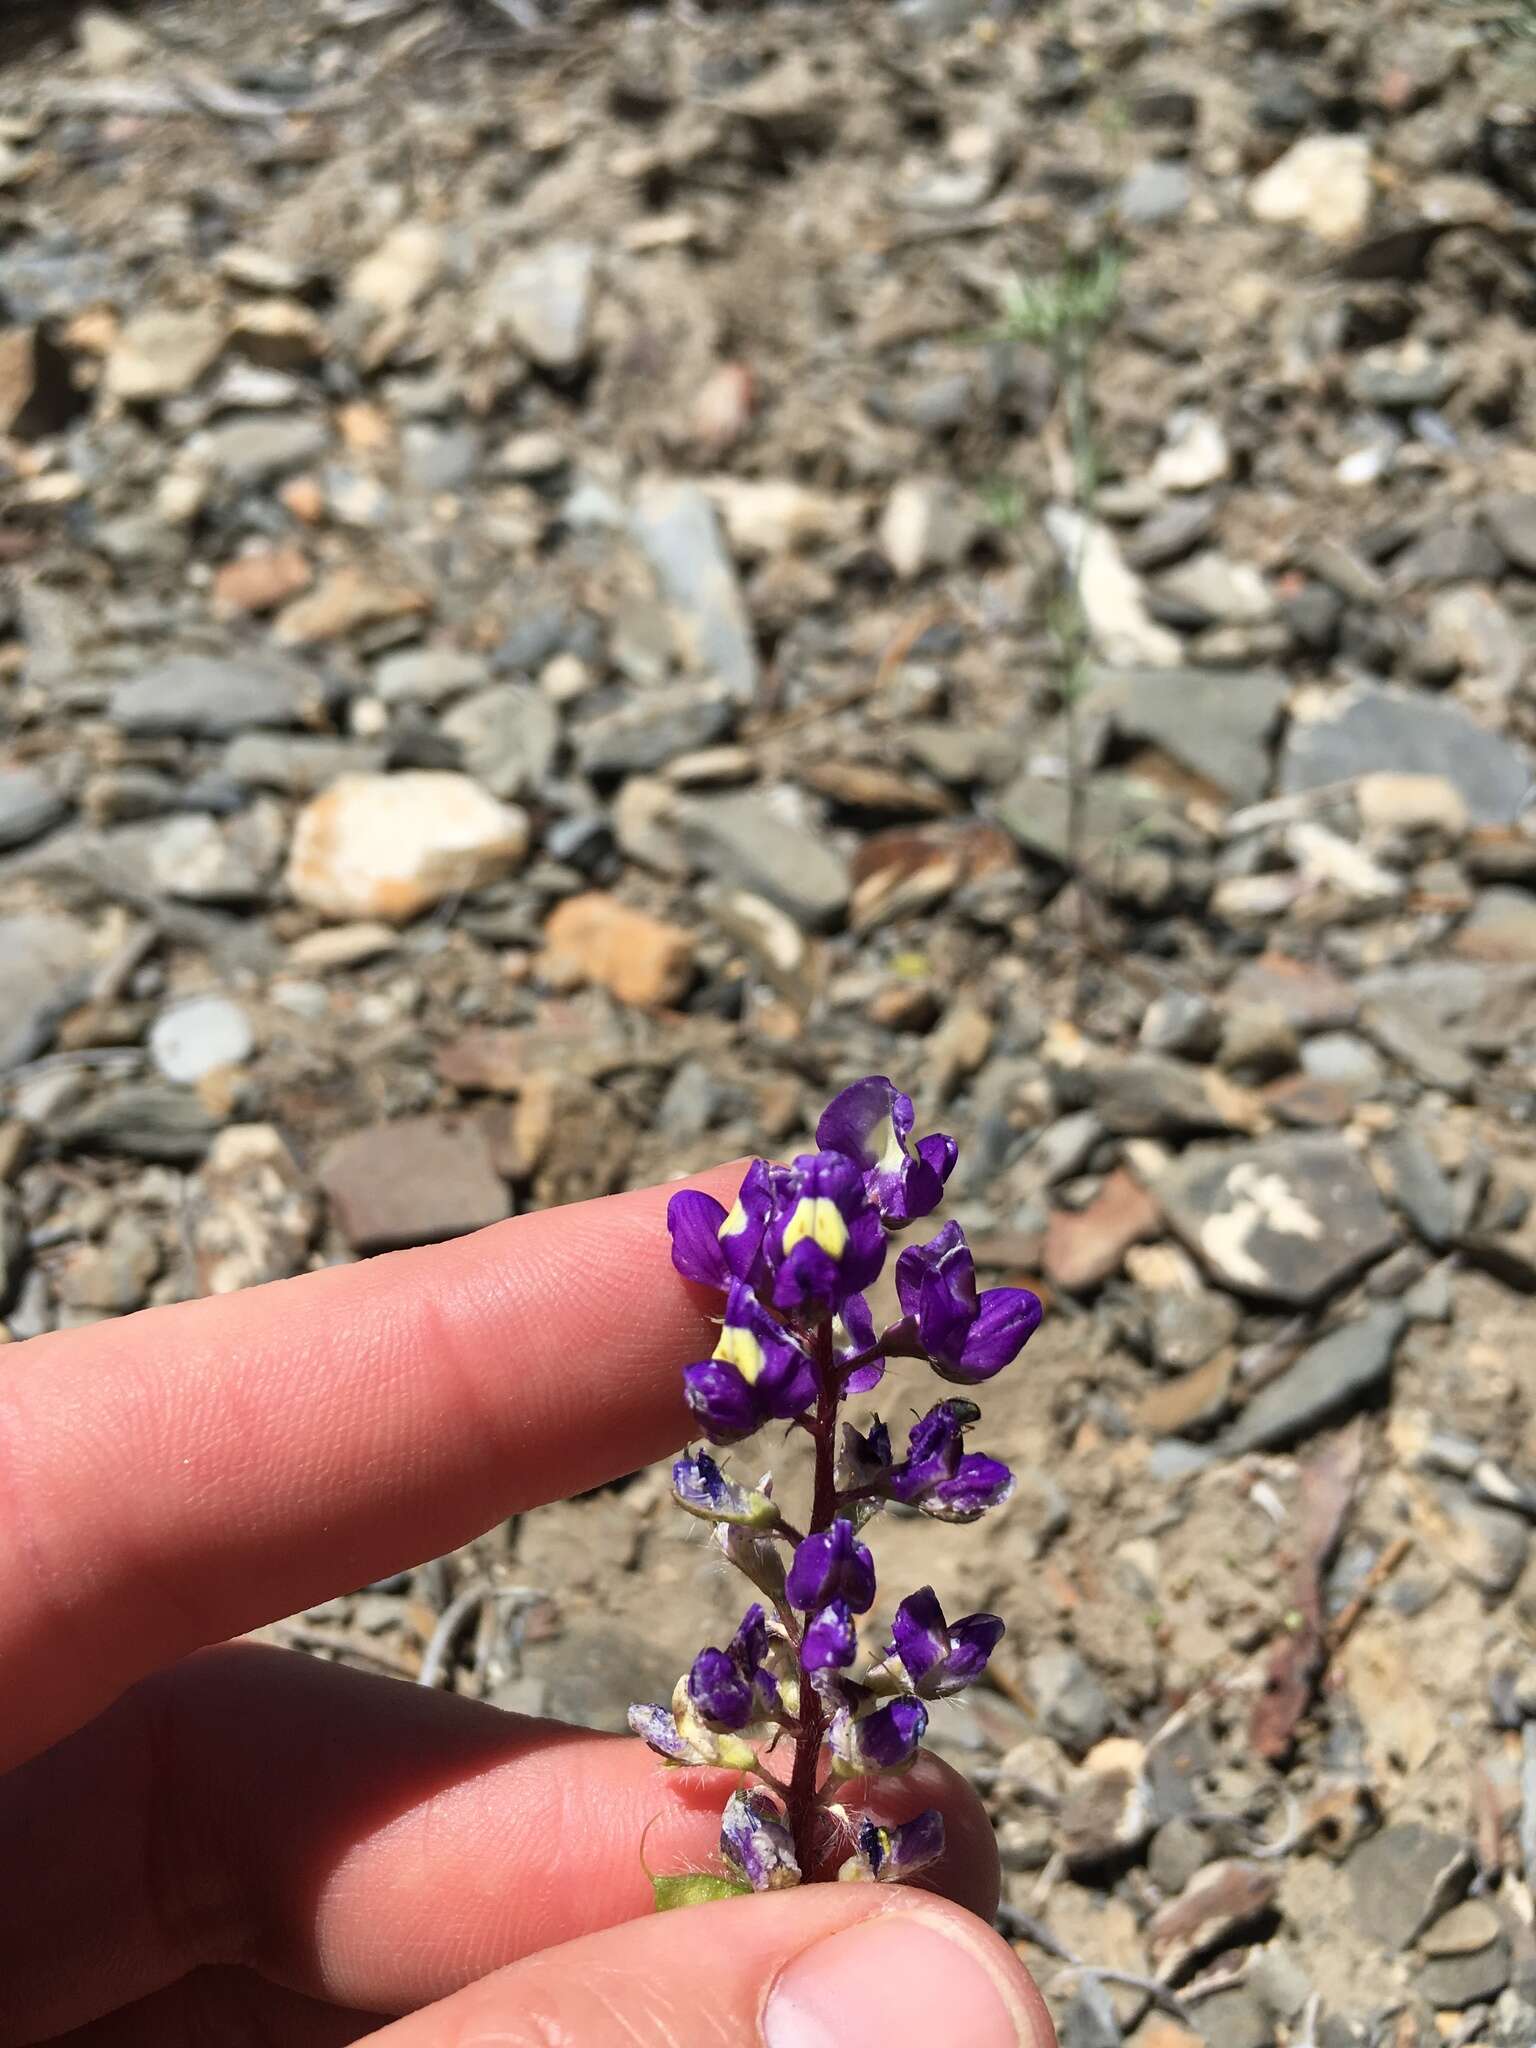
[0,1165,741,1774]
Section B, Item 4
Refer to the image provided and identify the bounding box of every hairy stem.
[786,1318,838,1875]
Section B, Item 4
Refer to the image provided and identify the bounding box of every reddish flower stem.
[786,1317,837,1876]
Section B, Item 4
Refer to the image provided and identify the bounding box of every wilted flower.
[838,1810,947,1885]
[721,1788,801,1892]
[634,1078,1040,1902]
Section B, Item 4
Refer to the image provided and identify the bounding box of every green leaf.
[650,1873,754,1913]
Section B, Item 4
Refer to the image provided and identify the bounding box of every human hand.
[0,1168,1056,2047]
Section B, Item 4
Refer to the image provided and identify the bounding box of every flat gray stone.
[0,769,67,851]
[1219,1305,1406,1455]
[1158,1133,1398,1305]
[1089,1053,1250,1137]
[1485,492,1536,575]
[1026,1644,1115,1755]
[679,790,849,930]
[1359,997,1477,1098]
[1376,1127,1456,1249]
[0,912,97,1070]
[222,733,388,794]
[1415,1939,1511,2011]
[1349,1824,1473,1951]
[192,412,329,485]
[1119,159,1192,225]
[374,648,489,706]
[57,1085,220,1163]
[631,480,758,705]
[1280,682,1533,826]
[1099,667,1288,804]
[442,685,561,801]
[110,655,317,737]
[485,241,597,374]
[574,683,735,778]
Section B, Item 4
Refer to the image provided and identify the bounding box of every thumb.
[365,1884,1057,2048]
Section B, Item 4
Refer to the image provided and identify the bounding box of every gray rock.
[574,683,735,779]
[1089,1054,1249,1138]
[1455,887,1536,963]
[1026,1644,1115,1756]
[1148,1287,1240,1372]
[400,421,480,493]
[1280,682,1534,827]
[1300,1032,1384,1095]
[1029,1111,1106,1187]
[1348,347,1460,412]
[1349,1824,1473,1951]
[0,912,96,1070]
[1247,1943,1314,2024]
[1141,988,1222,1059]
[1484,492,1536,576]
[485,241,597,374]
[1377,1127,1456,1249]
[1057,1982,1122,2048]
[1158,1134,1398,1305]
[57,1086,220,1163]
[679,791,849,930]
[1416,1935,1512,2012]
[514,1620,680,1736]
[110,655,317,738]
[1149,1816,1214,1892]
[222,733,388,794]
[0,769,66,852]
[1359,997,1477,1098]
[993,773,1195,900]
[1392,519,1505,589]
[903,721,1023,788]
[631,480,758,705]
[1219,1306,1406,1455]
[192,412,329,485]
[1437,1484,1529,1597]
[149,995,255,1083]
[1119,159,1192,225]
[1126,496,1217,574]
[443,686,561,801]
[374,648,489,707]
[1195,1985,1274,2048]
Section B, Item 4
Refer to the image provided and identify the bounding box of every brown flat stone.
[320,1113,510,1254]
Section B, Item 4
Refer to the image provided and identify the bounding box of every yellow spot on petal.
[781,1195,849,1260]
[714,1322,766,1383]
[719,1198,750,1240]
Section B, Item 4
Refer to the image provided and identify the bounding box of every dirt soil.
[4,2,1536,2043]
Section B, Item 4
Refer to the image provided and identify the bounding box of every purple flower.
[671,1449,776,1528]
[718,1158,793,1287]
[687,1604,782,1732]
[786,1518,876,1615]
[875,1587,1004,1699]
[836,1293,885,1395]
[886,1399,1015,1523]
[721,1788,801,1892]
[666,1188,732,1290]
[682,1282,818,1444]
[829,1695,928,1778]
[893,1221,1042,1385]
[818,1075,957,1226]
[767,1152,886,1315]
[802,1599,858,1673]
[838,1809,946,1885]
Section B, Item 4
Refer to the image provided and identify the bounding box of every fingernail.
[762,1909,1029,2048]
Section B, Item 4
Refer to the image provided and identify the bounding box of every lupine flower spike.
[630,1077,1043,1902]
